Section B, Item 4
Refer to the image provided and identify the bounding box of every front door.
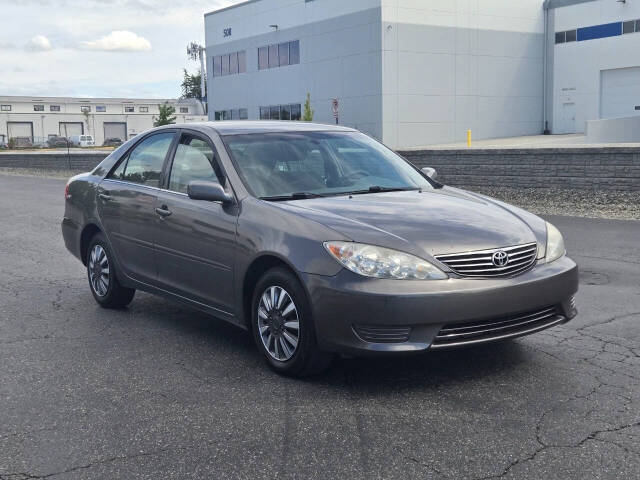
[560,102,576,134]
[154,132,237,316]
[97,131,176,283]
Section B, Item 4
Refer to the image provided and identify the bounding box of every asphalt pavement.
[1,174,639,479]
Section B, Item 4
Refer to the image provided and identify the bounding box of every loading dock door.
[601,67,640,118]
[59,122,84,137]
[7,122,34,141]
[103,122,127,142]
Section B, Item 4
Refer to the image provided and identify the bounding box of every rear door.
[98,131,177,283]
[153,131,238,316]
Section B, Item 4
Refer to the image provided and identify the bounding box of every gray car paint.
[62,122,578,354]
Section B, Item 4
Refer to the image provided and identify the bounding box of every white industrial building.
[550,0,640,137]
[0,96,206,147]
[204,0,640,149]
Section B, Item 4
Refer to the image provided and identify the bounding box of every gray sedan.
[62,122,578,376]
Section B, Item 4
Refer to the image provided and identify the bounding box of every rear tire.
[86,233,135,309]
[251,267,332,377]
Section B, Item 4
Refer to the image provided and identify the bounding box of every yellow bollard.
[467,129,472,148]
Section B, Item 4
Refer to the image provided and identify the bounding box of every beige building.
[0,96,207,146]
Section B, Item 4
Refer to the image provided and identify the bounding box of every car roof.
[176,121,357,136]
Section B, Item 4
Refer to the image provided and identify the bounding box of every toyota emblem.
[492,250,509,267]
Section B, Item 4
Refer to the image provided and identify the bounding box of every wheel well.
[80,224,101,265]
[242,256,295,328]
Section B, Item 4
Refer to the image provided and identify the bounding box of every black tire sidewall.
[251,268,316,375]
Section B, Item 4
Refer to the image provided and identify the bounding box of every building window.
[636,20,640,32]
[289,40,300,64]
[279,42,289,67]
[180,107,189,113]
[290,104,301,121]
[215,107,248,120]
[555,31,566,44]
[80,105,91,112]
[623,20,635,34]
[96,105,106,112]
[280,104,291,120]
[124,106,134,113]
[139,106,148,113]
[50,105,60,112]
[258,46,268,70]
[213,50,246,77]
[229,52,238,75]
[221,54,230,75]
[238,51,247,73]
[258,40,300,70]
[33,104,44,111]
[260,103,302,121]
[1,105,11,111]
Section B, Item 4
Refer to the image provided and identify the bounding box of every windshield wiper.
[259,192,325,201]
[345,186,422,196]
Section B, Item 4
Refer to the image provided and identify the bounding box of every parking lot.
[1,173,639,479]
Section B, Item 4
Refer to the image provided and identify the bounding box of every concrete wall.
[586,115,640,143]
[381,0,546,148]
[4,146,640,191]
[401,146,640,190]
[205,0,384,140]
[552,0,640,134]
[0,153,108,171]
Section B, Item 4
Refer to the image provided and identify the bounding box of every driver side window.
[168,135,223,194]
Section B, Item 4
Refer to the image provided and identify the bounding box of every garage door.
[7,122,33,140]
[601,67,640,118]
[103,122,127,142]
[59,122,83,137]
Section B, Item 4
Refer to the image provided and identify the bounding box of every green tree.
[302,92,314,122]
[154,102,177,127]
[181,69,204,99]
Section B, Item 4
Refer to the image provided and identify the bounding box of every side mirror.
[421,167,437,181]
[187,180,234,204]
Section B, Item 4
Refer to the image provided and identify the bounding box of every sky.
[0,0,245,99]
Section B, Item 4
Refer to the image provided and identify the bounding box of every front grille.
[432,306,564,348]
[435,243,538,278]
[353,325,412,343]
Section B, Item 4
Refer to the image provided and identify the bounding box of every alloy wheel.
[89,244,110,297]
[257,286,300,361]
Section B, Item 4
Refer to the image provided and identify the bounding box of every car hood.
[274,188,544,258]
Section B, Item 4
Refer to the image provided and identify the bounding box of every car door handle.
[155,206,172,217]
[98,192,111,201]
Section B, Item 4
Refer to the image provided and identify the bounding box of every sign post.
[332,98,339,125]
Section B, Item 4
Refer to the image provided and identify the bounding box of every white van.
[68,135,95,147]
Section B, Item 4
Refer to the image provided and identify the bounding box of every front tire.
[251,268,332,377]
[86,233,135,309]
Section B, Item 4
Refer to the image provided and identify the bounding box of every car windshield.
[222,131,433,199]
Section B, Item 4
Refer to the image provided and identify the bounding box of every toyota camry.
[62,122,578,376]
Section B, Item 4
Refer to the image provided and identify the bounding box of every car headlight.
[323,241,448,280]
[545,222,565,263]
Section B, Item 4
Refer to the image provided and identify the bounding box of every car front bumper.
[303,256,578,355]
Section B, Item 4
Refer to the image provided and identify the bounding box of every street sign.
[332,98,339,118]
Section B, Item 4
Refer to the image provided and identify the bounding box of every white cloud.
[81,30,152,52]
[26,35,52,51]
